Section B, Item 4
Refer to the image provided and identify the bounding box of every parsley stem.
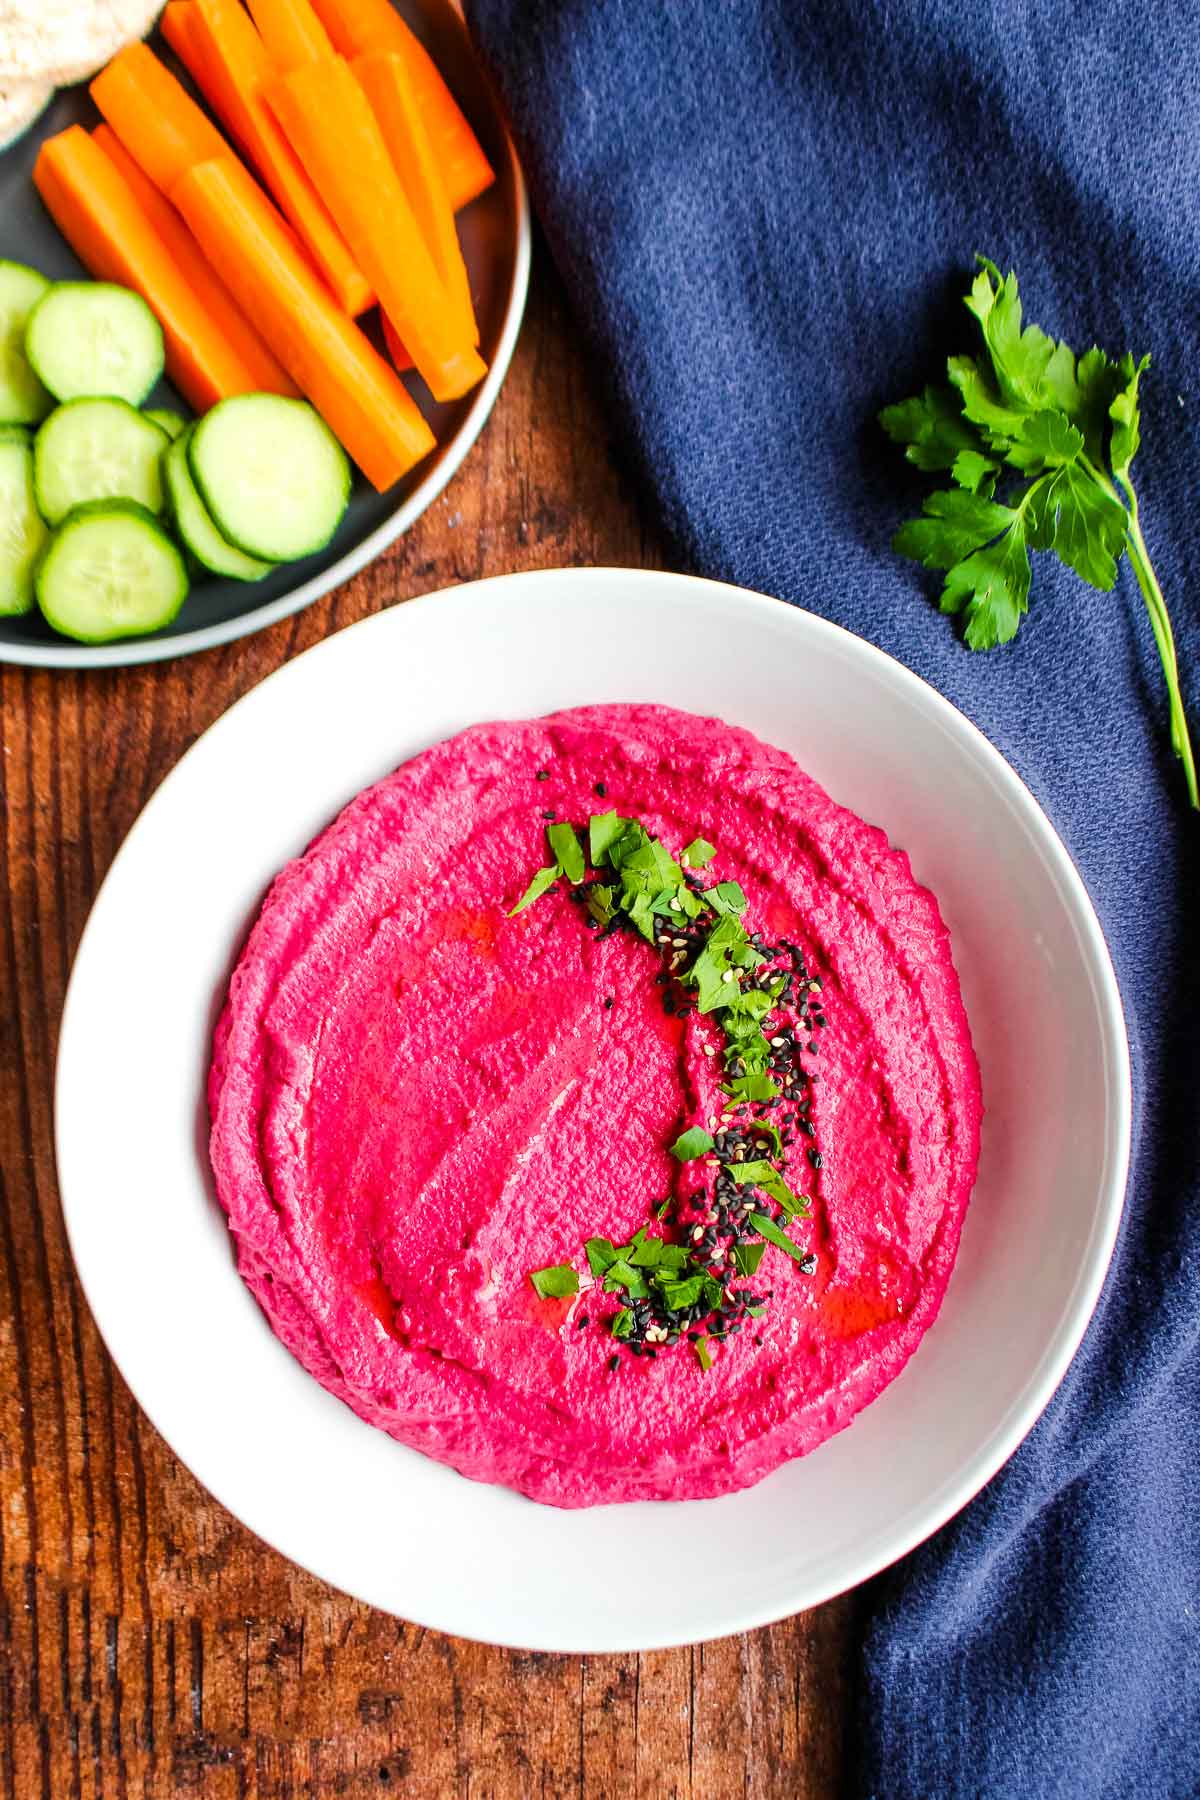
[1118,475,1198,810]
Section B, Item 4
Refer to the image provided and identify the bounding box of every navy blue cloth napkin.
[465,1,1199,1792]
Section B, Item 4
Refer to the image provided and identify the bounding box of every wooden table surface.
[0,251,859,1800]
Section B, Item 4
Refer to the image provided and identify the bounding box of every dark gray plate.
[0,0,529,667]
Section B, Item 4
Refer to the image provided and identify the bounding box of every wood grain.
[0,251,858,1800]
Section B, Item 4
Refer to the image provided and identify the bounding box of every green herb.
[529,1264,579,1299]
[748,1212,812,1265]
[630,1235,664,1269]
[724,1071,780,1104]
[682,836,716,867]
[881,256,1197,808]
[603,1258,651,1298]
[732,1240,767,1276]
[659,1273,706,1311]
[670,1126,715,1161]
[694,1336,716,1372]
[611,1307,635,1339]
[586,1236,619,1277]
[547,821,585,883]
[707,880,747,916]
[728,1160,810,1218]
[508,863,560,916]
[588,810,623,865]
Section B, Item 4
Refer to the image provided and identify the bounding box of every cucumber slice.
[0,434,49,615]
[189,395,350,562]
[0,259,52,425]
[36,501,187,644]
[144,408,188,441]
[0,425,31,446]
[34,398,168,526]
[25,282,165,406]
[164,430,273,582]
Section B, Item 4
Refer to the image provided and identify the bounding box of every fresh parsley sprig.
[881,256,1197,809]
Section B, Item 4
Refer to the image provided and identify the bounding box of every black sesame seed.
[753,1335,764,1347]
[541,807,556,820]
[576,1313,590,1329]
[536,769,550,781]
[595,781,607,797]
[604,995,614,1010]
[608,1354,620,1372]
[808,1149,823,1170]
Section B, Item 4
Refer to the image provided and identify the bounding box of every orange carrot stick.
[90,41,230,194]
[245,0,334,70]
[353,50,477,349]
[90,122,297,403]
[381,311,413,373]
[173,0,373,316]
[269,57,485,402]
[306,0,493,211]
[33,125,296,413]
[160,0,207,72]
[172,157,435,490]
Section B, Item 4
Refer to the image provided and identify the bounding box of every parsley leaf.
[879,384,990,473]
[671,1126,715,1161]
[893,488,1016,570]
[530,1265,579,1299]
[508,864,559,916]
[881,257,1197,807]
[732,1240,767,1276]
[547,821,584,884]
[748,1213,813,1265]
[938,519,1032,650]
[586,1237,618,1277]
[728,1160,810,1217]
[588,810,623,865]
[707,880,747,915]
[682,836,716,867]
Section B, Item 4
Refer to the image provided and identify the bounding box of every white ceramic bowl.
[55,568,1131,1650]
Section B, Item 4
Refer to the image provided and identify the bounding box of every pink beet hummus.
[208,704,981,1507]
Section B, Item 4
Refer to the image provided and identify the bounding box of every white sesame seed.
[672,937,687,948]
[721,969,735,984]
[770,1036,785,1048]
[703,1045,716,1058]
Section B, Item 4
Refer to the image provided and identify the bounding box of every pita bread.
[0,2,163,88]
[0,75,51,150]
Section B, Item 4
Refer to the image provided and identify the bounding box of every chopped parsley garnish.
[529,1264,580,1299]
[671,1126,715,1161]
[748,1213,813,1265]
[513,809,826,1360]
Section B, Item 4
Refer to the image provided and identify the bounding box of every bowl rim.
[0,137,531,671]
[53,568,1133,1648]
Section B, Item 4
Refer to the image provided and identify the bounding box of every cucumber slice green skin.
[0,259,53,426]
[34,397,169,527]
[164,430,274,582]
[35,500,188,645]
[0,436,49,616]
[25,282,165,407]
[189,395,351,562]
[144,408,188,441]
